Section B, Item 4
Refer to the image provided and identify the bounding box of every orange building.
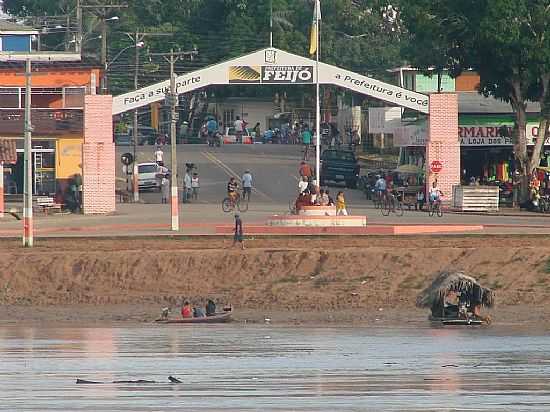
[0,61,103,195]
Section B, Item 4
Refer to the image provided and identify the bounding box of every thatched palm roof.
[416,271,494,308]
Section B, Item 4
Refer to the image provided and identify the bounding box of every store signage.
[395,123,550,147]
[430,160,443,173]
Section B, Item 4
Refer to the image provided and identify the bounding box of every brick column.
[83,95,115,214]
[426,93,460,204]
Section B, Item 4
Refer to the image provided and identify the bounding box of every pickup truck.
[320,149,360,188]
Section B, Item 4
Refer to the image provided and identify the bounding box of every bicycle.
[381,192,404,216]
[222,193,248,213]
[428,197,443,217]
[372,190,384,209]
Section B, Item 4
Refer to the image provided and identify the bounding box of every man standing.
[234,116,244,144]
[232,213,245,250]
[242,169,253,202]
[301,125,312,160]
[299,161,313,182]
[154,146,164,166]
[183,170,192,203]
[206,117,218,145]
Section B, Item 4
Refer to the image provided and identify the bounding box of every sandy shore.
[2,235,550,327]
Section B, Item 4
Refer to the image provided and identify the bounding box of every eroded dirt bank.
[1,236,550,324]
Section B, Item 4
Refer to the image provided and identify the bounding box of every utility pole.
[23,59,33,247]
[79,3,127,93]
[126,32,172,203]
[149,48,198,231]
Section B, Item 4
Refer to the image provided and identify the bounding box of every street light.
[100,15,120,93]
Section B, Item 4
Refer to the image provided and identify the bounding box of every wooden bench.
[35,196,64,214]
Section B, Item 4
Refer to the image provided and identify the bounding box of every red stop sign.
[430,160,443,174]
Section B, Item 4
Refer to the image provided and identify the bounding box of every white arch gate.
[113,47,429,115]
[105,48,458,218]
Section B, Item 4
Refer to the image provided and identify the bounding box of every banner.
[228,65,313,84]
[56,138,82,178]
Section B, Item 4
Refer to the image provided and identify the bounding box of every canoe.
[156,309,233,324]
[430,316,483,326]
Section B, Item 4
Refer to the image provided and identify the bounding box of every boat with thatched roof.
[416,271,494,325]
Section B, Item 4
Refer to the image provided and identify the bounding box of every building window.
[64,87,85,108]
[21,88,63,109]
[223,109,234,128]
[0,88,20,108]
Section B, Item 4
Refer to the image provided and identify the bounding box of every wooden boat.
[429,316,484,326]
[156,308,233,324]
[417,271,494,326]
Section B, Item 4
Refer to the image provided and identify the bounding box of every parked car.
[114,132,131,145]
[223,127,253,144]
[320,149,360,188]
[136,162,167,191]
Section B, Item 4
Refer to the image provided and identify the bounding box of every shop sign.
[430,160,443,173]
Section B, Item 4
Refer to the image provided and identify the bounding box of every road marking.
[201,151,272,201]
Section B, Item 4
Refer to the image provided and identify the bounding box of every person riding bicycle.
[227,177,240,204]
[429,181,443,205]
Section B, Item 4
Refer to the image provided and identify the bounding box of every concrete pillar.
[82,95,115,214]
[426,93,460,204]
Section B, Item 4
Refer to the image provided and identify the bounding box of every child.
[336,191,348,216]
[191,172,200,201]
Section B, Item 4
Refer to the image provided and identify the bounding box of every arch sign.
[112,48,429,115]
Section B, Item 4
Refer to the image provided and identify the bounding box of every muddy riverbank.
[1,236,550,325]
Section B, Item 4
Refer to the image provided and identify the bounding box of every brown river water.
[0,324,549,411]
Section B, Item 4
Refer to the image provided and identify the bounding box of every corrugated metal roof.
[0,19,39,33]
[459,92,540,114]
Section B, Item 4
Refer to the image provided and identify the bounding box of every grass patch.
[489,280,504,290]
[543,258,550,274]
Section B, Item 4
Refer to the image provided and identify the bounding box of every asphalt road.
[116,143,340,206]
[112,143,550,226]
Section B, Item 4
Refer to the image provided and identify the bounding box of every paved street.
[2,144,550,237]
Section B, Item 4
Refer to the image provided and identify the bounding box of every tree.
[401,0,550,201]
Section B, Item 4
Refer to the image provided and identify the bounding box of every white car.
[137,162,166,191]
[223,127,253,144]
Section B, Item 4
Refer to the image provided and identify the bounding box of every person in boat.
[193,305,206,318]
[206,299,216,316]
[181,301,192,318]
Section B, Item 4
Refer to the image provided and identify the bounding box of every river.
[0,324,549,411]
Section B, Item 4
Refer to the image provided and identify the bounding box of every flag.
[309,0,321,56]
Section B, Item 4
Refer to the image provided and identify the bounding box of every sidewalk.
[2,201,550,238]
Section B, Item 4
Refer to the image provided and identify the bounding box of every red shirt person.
[181,301,192,318]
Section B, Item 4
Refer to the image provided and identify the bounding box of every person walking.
[183,170,192,203]
[154,146,164,166]
[234,116,244,144]
[161,174,170,204]
[301,125,312,160]
[253,122,261,142]
[191,172,200,201]
[242,169,253,202]
[232,213,245,250]
[336,191,348,216]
